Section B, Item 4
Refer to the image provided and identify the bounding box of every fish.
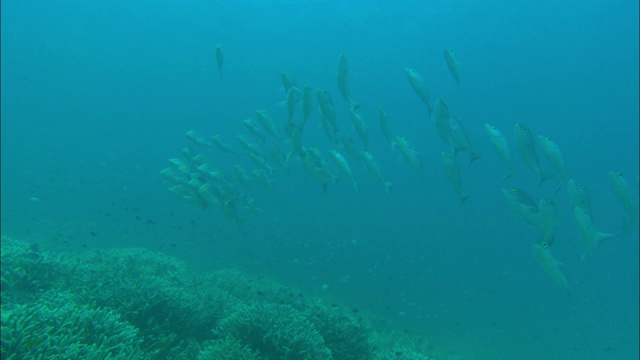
[484,123,513,181]
[538,199,557,243]
[447,117,481,165]
[186,130,211,147]
[286,86,300,126]
[281,72,297,93]
[243,118,267,143]
[574,206,615,257]
[197,183,223,208]
[379,107,393,145]
[441,152,469,205]
[168,185,207,209]
[160,167,188,185]
[301,147,338,193]
[532,241,570,293]
[341,133,361,161]
[337,54,353,105]
[288,123,304,160]
[255,110,282,142]
[196,163,226,183]
[514,123,554,185]
[220,192,246,229]
[270,145,291,174]
[538,135,567,182]
[316,88,339,139]
[168,158,191,176]
[362,151,393,193]
[433,99,453,144]
[236,134,263,158]
[404,68,433,116]
[302,85,313,128]
[394,136,423,180]
[350,106,369,150]
[210,135,243,155]
[443,48,462,86]
[329,150,359,192]
[502,188,542,229]
[251,169,276,193]
[608,171,638,219]
[233,164,251,188]
[320,113,338,142]
[215,44,223,80]
[245,151,274,175]
[567,179,592,217]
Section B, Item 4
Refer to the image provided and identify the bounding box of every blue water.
[2,0,638,358]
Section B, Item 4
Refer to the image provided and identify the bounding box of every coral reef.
[1,235,436,359]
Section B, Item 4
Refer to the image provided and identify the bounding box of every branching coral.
[1,290,153,359]
[217,303,332,360]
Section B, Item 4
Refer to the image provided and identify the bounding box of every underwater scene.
[1,0,638,359]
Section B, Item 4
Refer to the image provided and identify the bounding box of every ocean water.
[1,0,638,359]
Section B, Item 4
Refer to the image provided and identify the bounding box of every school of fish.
[161,46,638,293]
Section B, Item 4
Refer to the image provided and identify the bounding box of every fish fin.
[554,181,564,194]
[596,231,616,246]
[502,171,514,183]
[384,182,394,194]
[468,151,481,166]
[539,171,555,186]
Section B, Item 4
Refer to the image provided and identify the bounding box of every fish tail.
[459,193,471,206]
[502,171,514,183]
[468,151,481,166]
[384,182,394,194]
[596,231,616,246]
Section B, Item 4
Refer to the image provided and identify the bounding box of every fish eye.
[511,189,518,194]
[541,241,549,248]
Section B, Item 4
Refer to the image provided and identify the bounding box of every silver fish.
[215,44,223,80]
[484,123,513,181]
[362,151,393,193]
[538,199,557,243]
[448,117,481,165]
[441,151,469,205]
[404,68,433,116]
[329,150,359,192]
[186,130,211,147]
[538,135,567,181]
[567,179,592,217]
[302,85,313,128]
[533,241,569,292]
[256,110,282,142]
[574,206,615,257]
[243,118,267,143]
[433,99,453,144]
[379,107,393,144]
[211,135,243,155]
[502,188,541,229]
[350,106,369,150]
[394,136,423,180]
[514,123,554,185]
[608,171,638,218]
[443,48,462,86]
[337,54,353,105]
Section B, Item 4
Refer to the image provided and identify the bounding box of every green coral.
[305,299,373,360]
[1,291,153,359]
[1,235,441,360]
[217,303,332,359]
[197,338,261,360]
